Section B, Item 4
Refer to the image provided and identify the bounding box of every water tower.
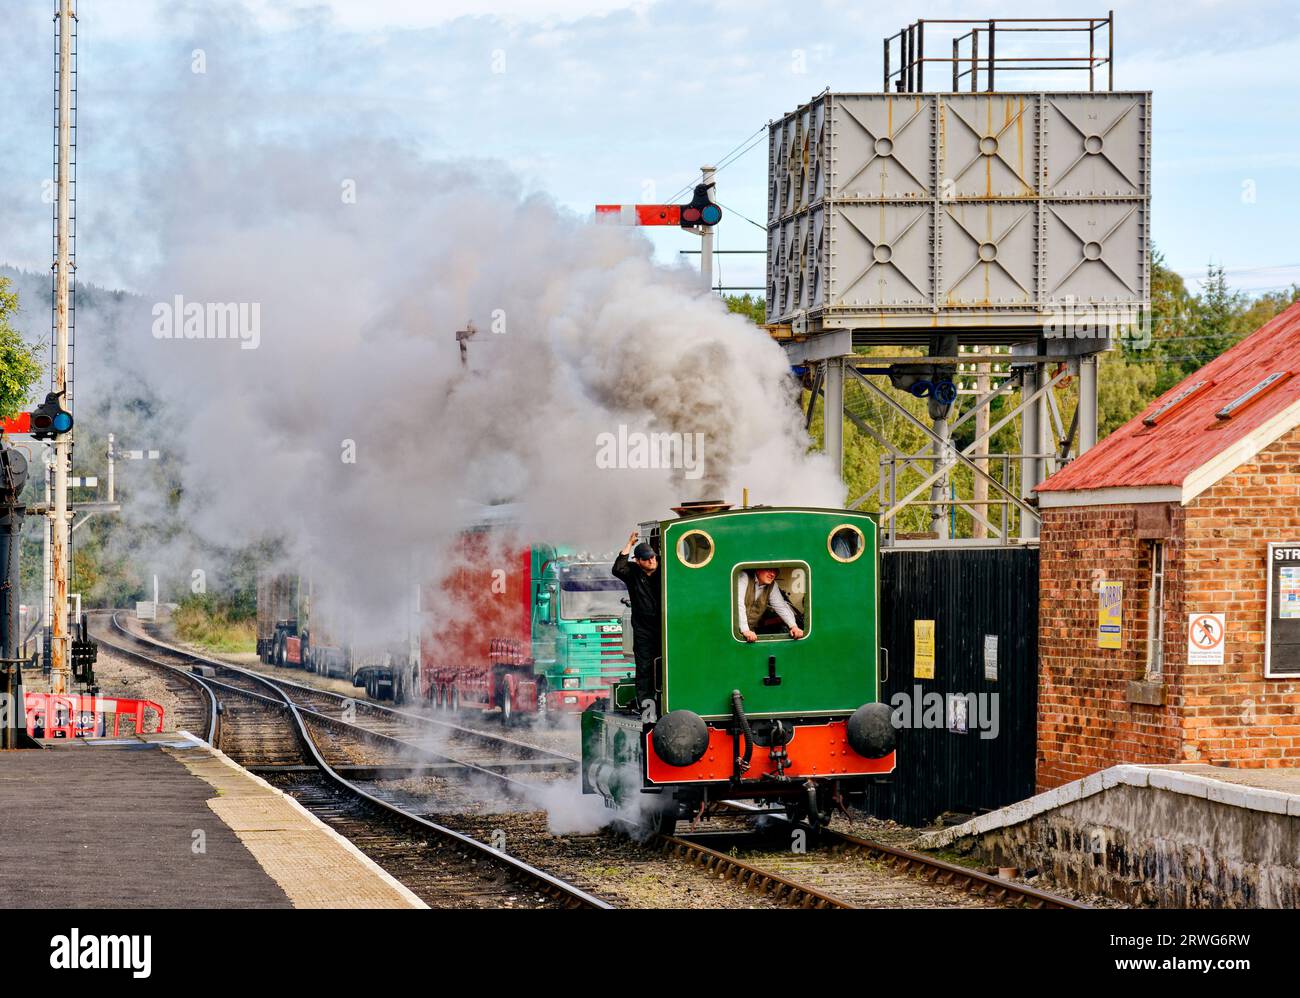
[768,13,1149,544]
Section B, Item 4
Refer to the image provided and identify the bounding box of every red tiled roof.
[1037,302,1300,493]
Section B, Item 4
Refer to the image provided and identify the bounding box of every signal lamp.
[30,393,73,440]
[679,184,722,229]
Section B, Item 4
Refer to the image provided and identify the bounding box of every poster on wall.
[1266,543,1300,677]
[1097,581,1122,649]
[947,693,969,734]
[1279,570,1300,618]
[914,619,935,679]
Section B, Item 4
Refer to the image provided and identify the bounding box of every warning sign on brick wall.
[1187,612,1226,666]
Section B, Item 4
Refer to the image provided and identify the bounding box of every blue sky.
[2,0,1299,299]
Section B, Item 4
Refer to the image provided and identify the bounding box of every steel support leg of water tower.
[783,331,851,483]
[823,358,844,479]
[1019,360,1043,541]
[848,365,1049,536]
[1078,353,1099,453]
[930,415,950,540]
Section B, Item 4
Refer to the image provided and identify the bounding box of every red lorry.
[420,529,631,724]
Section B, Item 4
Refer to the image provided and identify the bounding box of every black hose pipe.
[731,689,754,777]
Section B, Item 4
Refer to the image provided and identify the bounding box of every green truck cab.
[529,546,633,714]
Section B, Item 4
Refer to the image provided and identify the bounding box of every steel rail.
[283,692,612,910]
[655,833,852,909]
[713,800,1087,910]
[93,611,220,745]
[294,704,564,796]
[818,825,1088,910]
[102,613,548,792]
[100,611,612,909]
[109,614,578,765]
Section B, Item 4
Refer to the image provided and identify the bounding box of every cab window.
[558,566,625,620]
[733,563,809,641]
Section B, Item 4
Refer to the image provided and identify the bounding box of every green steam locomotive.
[581,504,896,834]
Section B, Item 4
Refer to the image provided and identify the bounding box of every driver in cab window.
[737,567,805,642]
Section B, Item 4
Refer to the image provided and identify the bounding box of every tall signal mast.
[49,0,76,694]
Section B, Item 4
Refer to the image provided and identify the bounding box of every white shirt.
[736,573,798,633]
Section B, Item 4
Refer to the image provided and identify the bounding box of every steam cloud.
[9,4,844,636]
[97,146,842,632]
[5,2,847,839]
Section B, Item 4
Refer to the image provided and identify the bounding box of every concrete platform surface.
[1148,763,1300,795]
[0,734,426,909]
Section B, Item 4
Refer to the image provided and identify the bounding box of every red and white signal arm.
[1,413,31,435]
[1266,542,1300,677]
[595,186,720,229]
[594,204,681,226]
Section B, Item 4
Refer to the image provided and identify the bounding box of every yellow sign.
[914,619,935,679]
[1098,581,1122,649]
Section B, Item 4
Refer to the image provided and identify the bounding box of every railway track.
[667,803,1089,909]
[94,612,1085,910]
[105,614,577,782]
[655,832,852,908]
[90,611,610,909]
[138,651,222,744]
[278,682,576,776]
[96,613,885,909]
[433,810,826,910]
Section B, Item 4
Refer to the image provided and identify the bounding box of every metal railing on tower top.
[884,13,1115,93]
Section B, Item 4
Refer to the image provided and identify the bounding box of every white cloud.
[90,0,658,38]
[11,0,1300,301]
[1180,264,1300,296]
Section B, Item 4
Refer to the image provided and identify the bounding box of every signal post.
[595,174,723,290]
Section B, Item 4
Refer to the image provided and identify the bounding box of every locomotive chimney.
[670,498,731,517]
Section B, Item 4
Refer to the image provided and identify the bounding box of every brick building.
[1034,303,1300,789]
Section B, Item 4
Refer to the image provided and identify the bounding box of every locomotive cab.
[582,506,896,835]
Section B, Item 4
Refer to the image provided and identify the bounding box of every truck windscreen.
[559,570,626,620]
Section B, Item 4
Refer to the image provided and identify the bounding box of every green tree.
[1236,284,1300,336]
[724,293,766,324]
[1147,248,1196,344]
[1141,249,1198,395]
[0,278,43,420]
[1098,350,1158,436]
[1192,263,1246,364]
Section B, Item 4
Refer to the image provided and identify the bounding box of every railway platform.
[918,764,1300,908]
[0,733,427,909]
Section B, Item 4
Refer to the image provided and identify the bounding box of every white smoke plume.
[102,150,842,632]
[7,3,844,636]
[527,777,619,836]
[2,3,850,842]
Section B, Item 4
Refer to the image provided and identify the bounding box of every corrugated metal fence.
[862,546,1038,826]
